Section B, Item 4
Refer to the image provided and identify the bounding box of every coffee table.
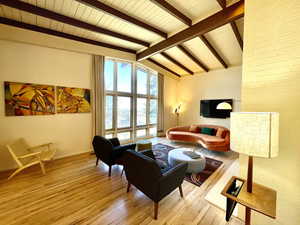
[168,148,206,173]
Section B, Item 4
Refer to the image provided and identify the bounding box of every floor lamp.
[230,112,279,225]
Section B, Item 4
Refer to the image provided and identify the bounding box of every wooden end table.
[221,176,276,225]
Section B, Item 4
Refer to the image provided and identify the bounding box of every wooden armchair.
[6,138,56,180]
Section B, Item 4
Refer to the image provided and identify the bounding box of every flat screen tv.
[200,99,233,118]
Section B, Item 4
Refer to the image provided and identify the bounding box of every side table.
[221,176,276,225]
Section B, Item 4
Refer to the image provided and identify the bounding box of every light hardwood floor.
[0,138,243,225]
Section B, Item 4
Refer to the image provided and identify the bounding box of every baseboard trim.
[0,149,93,173]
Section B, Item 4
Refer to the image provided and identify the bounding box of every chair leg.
[154,202,159,220]
[108,165,112,177]
[40,161,46,175]
[179,185,183,198]
[7,168,23,180]
[121,167,124,177]
[127,182,131,193]
[96,158,99,166]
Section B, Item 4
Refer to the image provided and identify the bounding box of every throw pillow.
[201,127,215,135]
[189,125,201,133]
[216,128,225,138]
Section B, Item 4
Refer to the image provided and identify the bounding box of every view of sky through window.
[117,62,131,92]
[104,59,158,140]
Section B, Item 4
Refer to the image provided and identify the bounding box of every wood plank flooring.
[0,138,243,225]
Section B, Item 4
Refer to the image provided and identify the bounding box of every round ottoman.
[136,140,152,152]
[168,148,206,173]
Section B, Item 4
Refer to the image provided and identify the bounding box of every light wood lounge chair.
[6,139,56,180]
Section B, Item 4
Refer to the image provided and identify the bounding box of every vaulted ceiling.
[0,0,244,77]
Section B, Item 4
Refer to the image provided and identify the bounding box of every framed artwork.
[56,86,91,113]
[4,81,55,116]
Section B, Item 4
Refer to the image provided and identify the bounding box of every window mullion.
[132,63,137,140]
[113,60,118,137]
[146,69,150,137]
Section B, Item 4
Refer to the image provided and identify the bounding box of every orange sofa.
[166,124,230,152]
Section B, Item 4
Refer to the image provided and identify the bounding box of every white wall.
[0,40,93,171]
[163,76,178,131]
[177,66,242,128]
[0,39,179,171]
[0,24,180,80]
[240,1,300,224]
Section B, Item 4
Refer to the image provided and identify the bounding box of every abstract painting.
[4,81,55,116]
[56,86,91,113]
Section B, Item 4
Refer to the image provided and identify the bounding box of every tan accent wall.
[177,66,242,128]
[240,0,300,224]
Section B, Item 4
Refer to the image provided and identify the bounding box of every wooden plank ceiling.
[0,0,244,77]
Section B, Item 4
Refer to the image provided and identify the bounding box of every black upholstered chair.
[92,136,136,176]
[123,150,188,219]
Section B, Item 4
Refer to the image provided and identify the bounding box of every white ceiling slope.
[0,0,243,76]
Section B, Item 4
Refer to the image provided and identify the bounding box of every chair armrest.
[27,143,52,151]
[114,143,136,152]
[155,162,188,202]
[161,162,188,180]
[18,151,42,159]
[108,138,120,147]
[122,143,136,150]
[140,149,155,160]
[111,144,136,163]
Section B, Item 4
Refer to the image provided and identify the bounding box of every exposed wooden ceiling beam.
[75,0,167,38]
[0,17,136,54]
[137,0,244,61]
[160,52,194,75]
[177,45,209,72]
[199,35,228,68]
[216,0,227,9]
[230,21,243,50]
[147,58,181,77]
[216,0,243,50]
[0,0,150,47]
[149,0,192,26]
[150,0,225,73]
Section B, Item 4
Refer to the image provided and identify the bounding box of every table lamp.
[230,112,279,193]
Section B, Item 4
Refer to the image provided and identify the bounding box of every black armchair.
[123,150,188,219]
[92,136,136,176]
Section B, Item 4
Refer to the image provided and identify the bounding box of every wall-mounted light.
[174,103,182,115]
[216,102,232,110]
[174,103,181,126]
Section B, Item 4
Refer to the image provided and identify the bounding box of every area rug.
[152,143,223,187]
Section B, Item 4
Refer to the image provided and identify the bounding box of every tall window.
[104,58,158,141]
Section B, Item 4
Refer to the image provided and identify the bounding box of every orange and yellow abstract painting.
[57,86,91,113]
[4,82,55,116]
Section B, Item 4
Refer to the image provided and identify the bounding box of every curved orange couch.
[166,124,230,152]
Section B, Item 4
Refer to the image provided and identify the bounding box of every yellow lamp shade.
[230,112,279,158]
